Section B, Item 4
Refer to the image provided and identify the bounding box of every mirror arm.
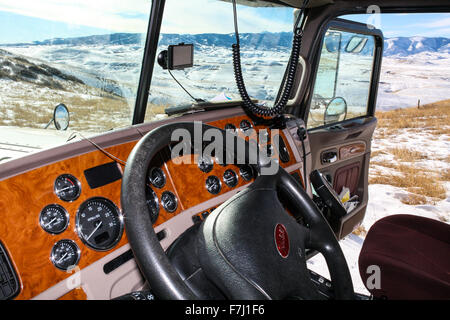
[44,119,53,130]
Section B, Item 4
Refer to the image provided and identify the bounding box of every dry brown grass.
[369,162,446,200]
[370,150,386,158]
[440,168,450,182]
[370,99,449,206]
[375,99,450,132]
[370,159,446,204]
[388,147,428,162]
[144,103,169,122]
[0,81,135,132]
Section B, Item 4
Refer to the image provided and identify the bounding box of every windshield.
[0,0,294,162]
[144,0,294,121]
[0,0,151,161]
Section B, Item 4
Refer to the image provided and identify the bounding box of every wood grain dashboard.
[0,113,305,300]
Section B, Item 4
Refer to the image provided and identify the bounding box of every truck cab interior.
[0,0,449,300]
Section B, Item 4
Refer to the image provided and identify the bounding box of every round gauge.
[239,119,253,135]
[146,186,160,223]
[76,197,123,251]
[39,204,69,234]
[161,191,178,213]
[50,239,80,271]
[148,167,166,189]
[223,169,238,188]
[198,155,214,173]
[206,175,222,195]
[224,123,237,133]
[239,165,255,181]
[274,135,290,163]
[54,174,81,202]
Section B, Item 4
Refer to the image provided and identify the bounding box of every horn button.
[198,187,315,299]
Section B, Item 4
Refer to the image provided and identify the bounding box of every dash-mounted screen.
[168,43,193,70]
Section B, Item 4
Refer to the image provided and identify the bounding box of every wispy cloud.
[0,0,151,33]
[160,0,293,34]
[0,0,293,35]
[416,17,450,28]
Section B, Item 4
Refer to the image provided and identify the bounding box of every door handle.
[322,151,337,164]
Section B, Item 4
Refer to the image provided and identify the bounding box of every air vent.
[0,241,20,300]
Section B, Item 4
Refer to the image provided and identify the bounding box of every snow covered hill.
[5,32,450,55]
[384,36,450,56]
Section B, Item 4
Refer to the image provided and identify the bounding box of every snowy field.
[378,52,450,110]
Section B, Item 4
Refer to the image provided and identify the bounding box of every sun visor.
[279,0,334,8]
[219,0,334,8]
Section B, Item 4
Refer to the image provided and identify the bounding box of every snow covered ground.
[308,104,450,296]
[377,52,450,110]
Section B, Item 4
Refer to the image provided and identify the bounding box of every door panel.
[309,116,377,239]
[304,18,383,239]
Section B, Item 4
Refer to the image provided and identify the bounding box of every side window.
[307,29,375,129]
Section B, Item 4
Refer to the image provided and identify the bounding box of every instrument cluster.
[40,174,125,271]
[40,117,292,273]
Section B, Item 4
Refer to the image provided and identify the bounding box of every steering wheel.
[121,122,354,300]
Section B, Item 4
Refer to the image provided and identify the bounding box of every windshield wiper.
[164,99,257,116]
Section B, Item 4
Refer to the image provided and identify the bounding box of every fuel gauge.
[54,174,81,202]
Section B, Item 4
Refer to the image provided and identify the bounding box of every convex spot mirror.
[324,31,342,53]
[54,103,70,130]
[324,97,347,125]
[345,36,369,53]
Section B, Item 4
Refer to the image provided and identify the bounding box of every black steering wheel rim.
[121,121,354,300]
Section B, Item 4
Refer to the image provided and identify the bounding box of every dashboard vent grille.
[0,241,20,300]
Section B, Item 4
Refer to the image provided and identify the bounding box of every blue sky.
[0,0,448,44]
[344,13,450,38]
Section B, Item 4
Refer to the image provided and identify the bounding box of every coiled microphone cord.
[231,0,308,117]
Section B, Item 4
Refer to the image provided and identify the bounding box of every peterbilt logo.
[274,224,290,258]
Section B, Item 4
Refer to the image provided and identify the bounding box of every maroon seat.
[359,214,450,299]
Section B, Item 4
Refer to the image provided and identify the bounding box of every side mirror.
[324,97,347,125]
[345,36,368,53]
[44,103,70,131]
[54,103,70,130]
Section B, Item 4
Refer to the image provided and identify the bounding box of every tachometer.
[50,239,80,271]
[54,174,81,202]
[76,197,123,251]
[39,204,69,234]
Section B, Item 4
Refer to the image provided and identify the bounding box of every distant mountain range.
[3,32,450,56]
[384,36,450,56]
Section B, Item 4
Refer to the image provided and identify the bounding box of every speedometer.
[76,197,123,251]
